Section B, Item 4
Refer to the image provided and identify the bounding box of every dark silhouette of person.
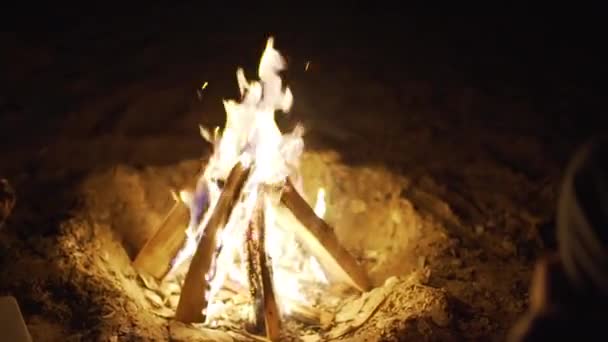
[509,136,608,341]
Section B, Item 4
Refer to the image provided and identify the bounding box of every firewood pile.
[132,164,373,340]
[128,38,381,340]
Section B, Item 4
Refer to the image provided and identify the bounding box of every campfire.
[132,37,371,340]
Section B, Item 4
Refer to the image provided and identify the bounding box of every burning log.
[133,201,189,279]
[244,197,265,334]
[256,196,282,342]
[243,189,282,340]
[280,178,371,292]
[175,162,250,323]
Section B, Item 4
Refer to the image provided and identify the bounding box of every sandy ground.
[1,8,603,341]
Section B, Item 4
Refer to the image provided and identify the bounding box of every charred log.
[175,162,250,323]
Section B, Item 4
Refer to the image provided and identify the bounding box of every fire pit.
[87,149,450,341]
[0,33,544,341]
[129,38,428,340]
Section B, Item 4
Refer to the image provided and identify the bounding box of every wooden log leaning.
[280,178,371,292]
[133,201,189,279]
[256,195,282,342]
[175,162,250,323]
[244,199,264,334]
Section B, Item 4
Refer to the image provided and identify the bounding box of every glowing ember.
[169,37,331,324]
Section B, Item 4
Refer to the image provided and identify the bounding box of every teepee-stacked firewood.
[134,168,370,340]
[132,37,370,341]
[134,163,370,340]
[133,161,370,341]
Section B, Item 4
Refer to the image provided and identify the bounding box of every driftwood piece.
[133,201,189,279]
[175,162,250,323]
[280,178,371,292]
[256,196,282,341]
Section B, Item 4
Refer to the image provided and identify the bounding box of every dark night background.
[3,5,605,153]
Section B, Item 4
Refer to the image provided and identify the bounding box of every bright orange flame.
[169,37,329,324]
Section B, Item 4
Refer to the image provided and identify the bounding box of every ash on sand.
[1,150,536,341]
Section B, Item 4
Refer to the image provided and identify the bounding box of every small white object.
[313,188,326,218]
[0,296,32,342]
